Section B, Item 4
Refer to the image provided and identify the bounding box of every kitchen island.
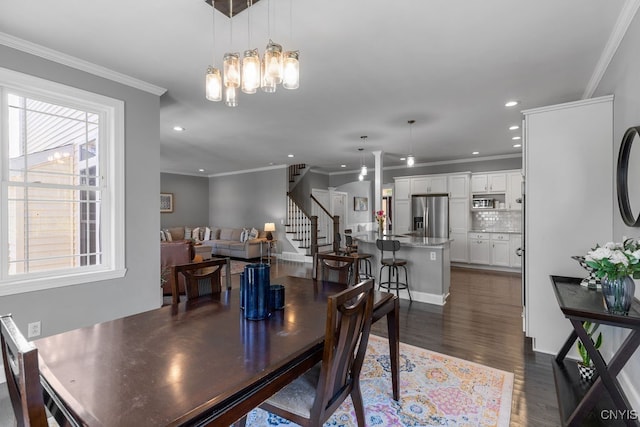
[355,232,451,305]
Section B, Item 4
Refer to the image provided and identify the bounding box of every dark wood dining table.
[36,275,399,426]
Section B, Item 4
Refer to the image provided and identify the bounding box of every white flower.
[610,250,629,266]
[586,247,612,261]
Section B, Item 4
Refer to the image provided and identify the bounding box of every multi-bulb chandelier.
[205,0,300,107]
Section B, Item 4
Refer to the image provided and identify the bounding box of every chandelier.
[205,0,300,107]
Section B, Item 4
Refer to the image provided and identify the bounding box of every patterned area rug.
[246,334,514,426]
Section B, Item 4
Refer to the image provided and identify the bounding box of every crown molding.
[0,32,167,96]
[583,0,640,99]
[208,164,287,177]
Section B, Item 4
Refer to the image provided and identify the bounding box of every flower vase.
[601,275,635,315]
[577,362,596,382]
[378,223,384,236]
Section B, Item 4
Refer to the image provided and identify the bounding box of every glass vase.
[601,275,635,315]
[243,263,271,320]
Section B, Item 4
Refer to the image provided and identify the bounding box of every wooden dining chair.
[312,253,359,286]
[1,314,49,427]
[172,257,231,304]
[249,279,374,427]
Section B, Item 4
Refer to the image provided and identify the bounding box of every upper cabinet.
[394,178,410,200]
[410,176,447,194]
[471,173,507,193]
[448,174,470,199]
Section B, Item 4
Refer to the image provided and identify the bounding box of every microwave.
[473,198,494,208]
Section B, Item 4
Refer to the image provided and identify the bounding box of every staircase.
[282,165,338,262]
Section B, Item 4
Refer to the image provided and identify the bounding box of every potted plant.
[584,238,640,314]
[576,321,602,381]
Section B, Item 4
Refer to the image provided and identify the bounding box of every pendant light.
[359,138,368,176]
[282,0,299,90]
[241,0,260,94]
[407,120,416,167]
[225,85,238,107]
[205,1,222,102]
[223,0,240,89]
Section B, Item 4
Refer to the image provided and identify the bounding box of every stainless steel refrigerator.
[411,193,449,238]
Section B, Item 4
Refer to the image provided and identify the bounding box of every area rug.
[220,260,249,276]
[246,334,514,426]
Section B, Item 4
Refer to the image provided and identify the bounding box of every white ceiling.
[0,0,630,175]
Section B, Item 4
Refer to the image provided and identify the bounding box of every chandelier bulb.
[205,67,222,102]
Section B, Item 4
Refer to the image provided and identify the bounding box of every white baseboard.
[385,288,448,306]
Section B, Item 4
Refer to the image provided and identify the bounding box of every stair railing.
[310,194,340,254]
[286,192,319,257]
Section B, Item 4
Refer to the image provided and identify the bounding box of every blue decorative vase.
[239,272,245,309]
[243,263,270,320]
[601,276,635,315]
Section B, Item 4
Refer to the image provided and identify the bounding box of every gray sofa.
[162,226,267,260]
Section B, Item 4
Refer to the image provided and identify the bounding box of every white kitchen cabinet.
[471,173,507,193]
[394,178,410,200]
[491,234,511,267]
[510,234,522,268]
[448,174,469,199]
[394,199,410,233]
[468,232,490,264]
[449,198,469,231]
[506,172,523,210]
[450,231,468,262]
[410,176,448,194]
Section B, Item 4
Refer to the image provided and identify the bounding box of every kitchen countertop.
[354,231,450,248]
[469,229,522,234]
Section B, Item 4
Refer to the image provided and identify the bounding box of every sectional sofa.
[161,225,268,260]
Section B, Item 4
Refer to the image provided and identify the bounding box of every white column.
[372,150,383,214]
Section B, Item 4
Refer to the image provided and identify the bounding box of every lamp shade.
[241,49,261,94]
[282,51,299,90]
[205,67,222,102]
[264,222,276,240]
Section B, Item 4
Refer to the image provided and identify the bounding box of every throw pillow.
[160,230,166,241]
[184,227,193,240]
[164,229,173,242]
[249,227,259,240]
[192,227,200,242]
[204,227,211,241]
[240,228,250,243]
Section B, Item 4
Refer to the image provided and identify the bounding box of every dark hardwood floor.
[268,260,561,427]
[0,260,560,427]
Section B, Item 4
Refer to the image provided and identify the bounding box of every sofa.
[161,225,268,260]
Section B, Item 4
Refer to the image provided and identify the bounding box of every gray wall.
[594,10,640,408]
[289,170,330,214]
[209,167,290,250]
[160,173,209,228]
[335,180,373,227]
[0,46,161,337]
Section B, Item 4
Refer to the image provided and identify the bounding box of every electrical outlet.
[27,321,41,338]
[430,252,437,261]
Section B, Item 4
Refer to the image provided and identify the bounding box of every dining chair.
[250,279,374,427]
[172,257,231,304]
[1,314,49,427]
[312,253,359,286]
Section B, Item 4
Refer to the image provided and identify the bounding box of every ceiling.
[0,0,629,176]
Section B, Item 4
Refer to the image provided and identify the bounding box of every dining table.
[36,275,399,426]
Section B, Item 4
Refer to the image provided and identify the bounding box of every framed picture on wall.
[354,196,368,211]
[160,193,174,213]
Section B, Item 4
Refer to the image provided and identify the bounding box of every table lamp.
[264,222,276,240]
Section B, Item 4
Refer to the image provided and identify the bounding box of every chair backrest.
[172,258,231,304]
[0,314,48,427]
[310,279,374,421]
[376,239,400,261]
[313,253,359,286]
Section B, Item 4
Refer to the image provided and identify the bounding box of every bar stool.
[376,239,412,301]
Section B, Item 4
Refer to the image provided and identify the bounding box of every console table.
[550,275,640,426]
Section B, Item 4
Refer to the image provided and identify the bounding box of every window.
[0,68,125,295]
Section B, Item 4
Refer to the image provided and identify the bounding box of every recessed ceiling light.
[198,168,205,172]
[512,136,521,140]
[472,151,479,155]
[287,154,294,158]
[509,125,520,130]
[513,144,522,148]
[400,157,406,161]
[340,164,346,168]
[505,101,519,107]
[173,126,185,131]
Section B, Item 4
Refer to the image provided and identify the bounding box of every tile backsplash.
[472,210,522,232]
